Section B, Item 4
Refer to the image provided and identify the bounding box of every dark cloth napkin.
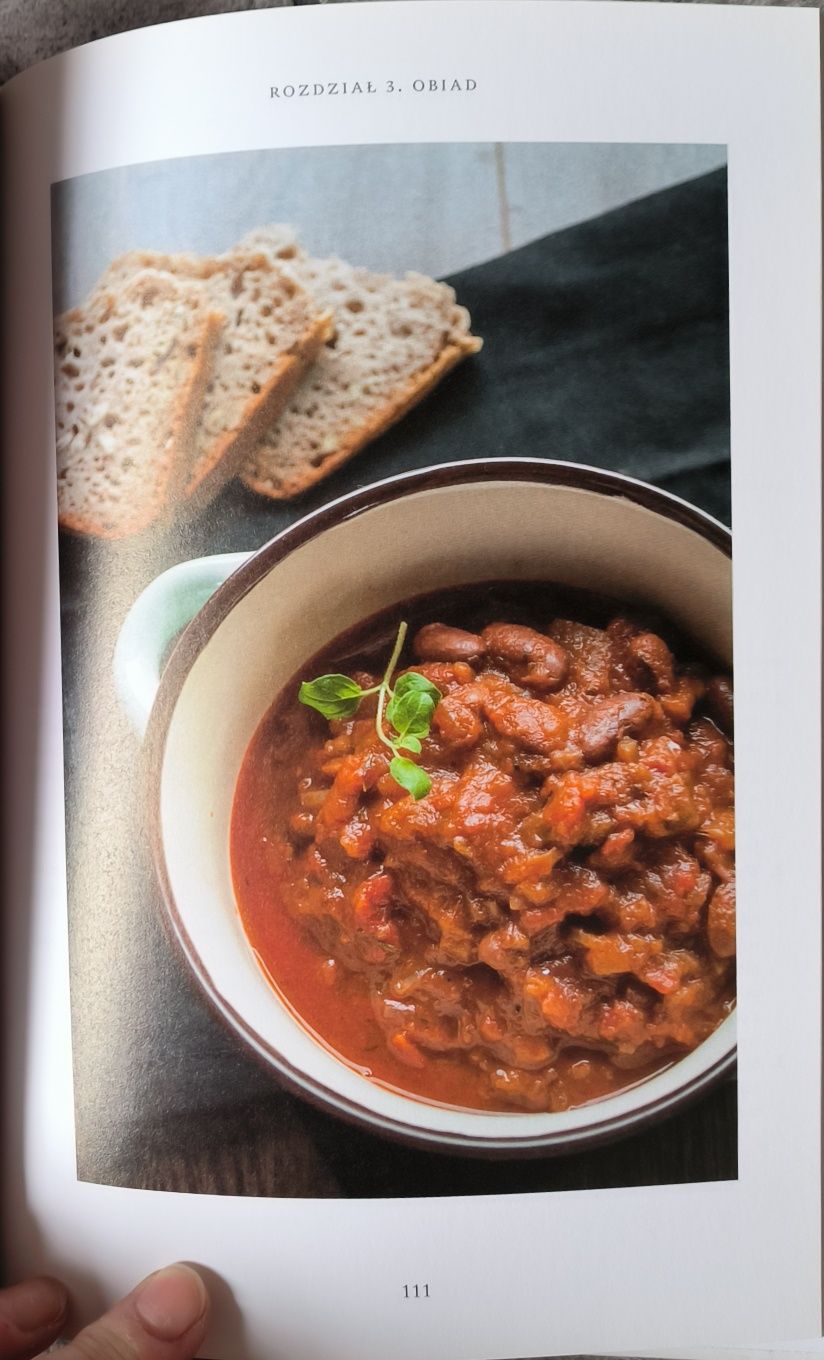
[61,168,734,1199]
[441,166,730,525]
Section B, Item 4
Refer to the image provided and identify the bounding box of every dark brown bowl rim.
[145,457,735,1159]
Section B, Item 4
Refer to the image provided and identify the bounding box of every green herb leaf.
[385,687,436,744]
[389,755,432,800]
[298,674,365,720]
[299,624,440,799]
[393,672,442,705]
[397,734,422,755]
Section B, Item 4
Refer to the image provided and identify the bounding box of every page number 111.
[403,1284,430,1299]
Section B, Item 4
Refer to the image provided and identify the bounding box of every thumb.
[0,1277,69,1359]
[64,1265,209,1360]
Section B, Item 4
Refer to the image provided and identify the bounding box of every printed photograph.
[53,141,735,1197]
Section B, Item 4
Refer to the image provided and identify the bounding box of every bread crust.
[240,330,482,501]
[184,307,334,511]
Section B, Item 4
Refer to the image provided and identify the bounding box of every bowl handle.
[113,551,252,739]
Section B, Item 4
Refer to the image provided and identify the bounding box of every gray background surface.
[53,142,726,311]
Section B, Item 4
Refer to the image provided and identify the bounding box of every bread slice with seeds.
[237,226,482,500]
[54,269,223,539]
[87,247,333,508]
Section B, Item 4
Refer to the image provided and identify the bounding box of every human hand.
[0,1264,209,1360]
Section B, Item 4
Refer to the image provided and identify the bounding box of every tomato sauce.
[230,583,735,1115]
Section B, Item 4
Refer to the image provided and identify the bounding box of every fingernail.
[134,1265,207,1341]
[3,1276,68,1333]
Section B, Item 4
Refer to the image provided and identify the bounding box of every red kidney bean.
[412,623,487,663]
[629,631,675,693]
[577,692,657,762]
[481,623,568,691]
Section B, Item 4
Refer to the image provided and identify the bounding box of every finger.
[64,1265,209,1360]
[0,1275,69,1360]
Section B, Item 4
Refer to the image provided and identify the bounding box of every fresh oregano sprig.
[298,621,441,799]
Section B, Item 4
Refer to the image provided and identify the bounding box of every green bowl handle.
[113,552,251,739]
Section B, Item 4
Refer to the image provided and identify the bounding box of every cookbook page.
[1,4,821,1359]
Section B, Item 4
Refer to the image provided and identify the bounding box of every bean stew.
[230,583,735,1115]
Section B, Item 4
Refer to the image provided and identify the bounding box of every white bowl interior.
[159,478,735,1146]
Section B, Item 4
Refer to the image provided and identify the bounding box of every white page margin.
[2,5,821,1358]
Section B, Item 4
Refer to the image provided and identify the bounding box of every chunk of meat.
[315,750,386,836]
[522,861,611,929]
[588,827,637,873]
[541,761,642,846]
[707,876,736,957]
[432,693,484,749]
[393,867,479,966]
[634,769,701,840]
[629,843,711,932]
[597,994,653,1052]
[483,1063,558,1112]
[550,618,614,695]
[706,675,734,734]
[482,622,568,691]
[445,756,541,898]
[695,835,734,883]
[374,968,477,1056]
[659,674,706,724]
[477,920,529,976]
[572,929,699,996]
[501,846,564,897]
[402,661,476,693]
[482,689,569,754]
[688,716,731,771]
[699,807,735,853]
[339,809,376,860]
[477,1016,555,1070]
[348,874,402,964]
[606,616,652,688]
[523,967,593,1034]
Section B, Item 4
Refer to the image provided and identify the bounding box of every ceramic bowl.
[115,459,735,1155]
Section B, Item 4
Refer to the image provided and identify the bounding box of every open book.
[1,3,821,1358]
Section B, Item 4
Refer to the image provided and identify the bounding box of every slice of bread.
[88,248,333,508]
[237,226,482,500]
[54,269,223,539]
[187,250,333,506]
